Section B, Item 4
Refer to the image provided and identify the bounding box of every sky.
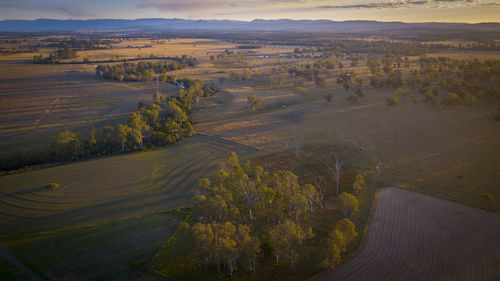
[0,0,499,23]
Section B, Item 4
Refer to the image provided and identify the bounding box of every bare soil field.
[0,134,256,235]
[316,187,500,281]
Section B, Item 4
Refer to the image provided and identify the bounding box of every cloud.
[317,0,488,9]
[137,0,314,13]
[0,3,94,18]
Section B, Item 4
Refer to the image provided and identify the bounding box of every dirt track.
[316,187,500,281]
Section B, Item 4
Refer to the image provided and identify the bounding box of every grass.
[4,210,184,281]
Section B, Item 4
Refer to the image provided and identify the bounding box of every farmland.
[316,187,500,281]
[0,28,499,281]
[0,134,256,234]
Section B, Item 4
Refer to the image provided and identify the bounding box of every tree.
[192,223,214,270]
[142,103,161,128]
[128,113,150,148]
[314,176,327,209]
[116,124,131,152]
[85,127,97,155]
[102,125,115,153]
[50,130,82,161]
[315,77,327,88]
[321,229,344,269]
[441,92,460,105]
[337,192,359,218]
[238,175,259,221]
[327,157,343,197]
[463,93,476,106]
[302,184,319,214]
[386,96,399,106]
[268,220,314,269]
[346,94,359,103]
[397,87,410,96]
[355,89,364,98]
[352,174,365,196]
[216,222,239,276]
[295,86,307,96]
[324,93,334,103]
[334,218,358,245]
[236,224,261,272]
[247,94,262,111]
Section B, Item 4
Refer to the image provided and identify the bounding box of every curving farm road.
[317,187,500,281]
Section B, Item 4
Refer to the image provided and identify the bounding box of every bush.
[346,94,359,103]
[355,89,364,98]
[324,93,334,103]
[441,92,460,106]
[386,96,398,106]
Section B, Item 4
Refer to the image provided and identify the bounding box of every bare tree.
[327,156,343,197]
[314,176,327,209]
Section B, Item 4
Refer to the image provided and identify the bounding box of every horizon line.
[0,17,499,25]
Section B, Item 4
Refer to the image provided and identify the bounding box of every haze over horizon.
[0,0,499,23]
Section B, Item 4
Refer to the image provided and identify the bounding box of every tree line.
[47,38,114,50]
[0,78,217,171]
[178,152,365,276]
[96,55,197,82]
[33,47,78,64]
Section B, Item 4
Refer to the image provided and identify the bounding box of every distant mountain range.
[0,18,499,33]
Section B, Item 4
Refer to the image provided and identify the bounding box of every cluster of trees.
[236,45,262,49]
[228,69,263,81]
[96,55,196,82]
[367,56,407,88]
[48,91,195,161]
[288,61,333,81]
[368,55,500,109]
[180,153,364,276]
[210,49,245,64]
[33,48,78,64]
[320,39,448,56]
[1,79,217,171]
[48,38,114,50]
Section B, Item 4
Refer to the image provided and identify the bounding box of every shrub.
[355,89,364,98]
[411,95,417,103]
[441,92,460,105]
[346,94,359,103]
[324,93,334,103]
[386,96,398,106]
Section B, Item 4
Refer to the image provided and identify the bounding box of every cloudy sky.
[0,0,499,23]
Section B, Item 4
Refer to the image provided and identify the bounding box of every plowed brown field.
[316,187,500,281]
